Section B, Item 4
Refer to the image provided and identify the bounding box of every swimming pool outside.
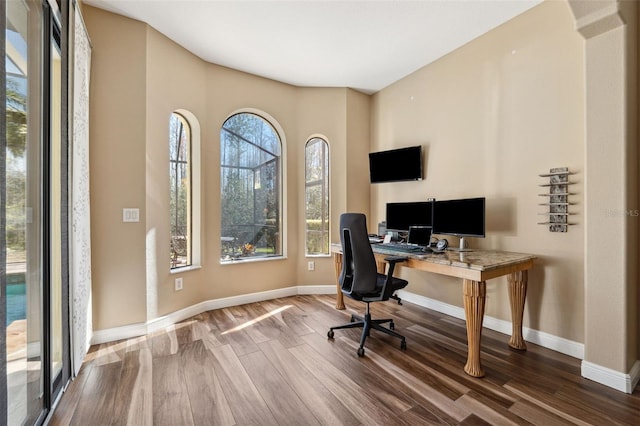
[6,283,26,326]
[6,270,26,327]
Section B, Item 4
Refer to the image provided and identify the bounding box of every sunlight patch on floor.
[221,305,292,334]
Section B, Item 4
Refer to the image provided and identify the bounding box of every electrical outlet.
[175,277,183,291]
[308,261,315,271]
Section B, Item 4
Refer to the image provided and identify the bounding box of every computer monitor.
[407,226,432,247]
[432,197,485,251]
[385,201,434,232]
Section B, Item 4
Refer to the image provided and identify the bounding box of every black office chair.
[327,213,408,357]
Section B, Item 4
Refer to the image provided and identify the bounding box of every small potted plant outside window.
[241,243,254,256]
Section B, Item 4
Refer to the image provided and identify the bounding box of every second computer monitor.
[432,197,485,251]
[385,201,433,232]
[432,197,485,238]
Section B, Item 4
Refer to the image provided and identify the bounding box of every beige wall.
[199,63,300,304]
[84,6,368,330]
[346,89,372,216]
[567,0,639,374]
[371,0,586,343]
[295,88,346,283]
[85,8,148,328]
[144,24,208,319]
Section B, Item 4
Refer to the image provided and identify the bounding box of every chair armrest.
[379,256,408,301]
[384,255,408,264]
[383,256,407,283]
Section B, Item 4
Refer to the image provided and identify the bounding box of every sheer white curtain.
[70,2,92,377]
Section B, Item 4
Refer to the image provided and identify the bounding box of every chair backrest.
[339,213,378,295]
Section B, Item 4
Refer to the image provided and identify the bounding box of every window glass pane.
[305,138,329,255]
[220,113,281,260]
[5,1,45,423]
[50,31,63,386]
[169,113,191,269]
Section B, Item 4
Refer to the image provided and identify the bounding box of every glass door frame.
[41,0,71,419]
[1,0,71,423]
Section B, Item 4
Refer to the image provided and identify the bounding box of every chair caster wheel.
[389,322,395,330]
[400,340,407,350]
[357,347,365,357]
[349,316,355,323]
[327,330,334,339]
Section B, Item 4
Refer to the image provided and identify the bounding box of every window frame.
[219,110,285,263]
[304,137,330,257]
[169,110,201,272]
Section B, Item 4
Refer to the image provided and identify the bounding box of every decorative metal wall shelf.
[538,167,574,232]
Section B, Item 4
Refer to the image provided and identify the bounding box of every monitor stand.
[447,237,473,252]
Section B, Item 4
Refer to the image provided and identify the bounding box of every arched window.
[169,112,191,268]
[220,112,282,260]
[305,138,330,255]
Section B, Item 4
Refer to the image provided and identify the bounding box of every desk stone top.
[411,249,537,271]
[330,243,536,272]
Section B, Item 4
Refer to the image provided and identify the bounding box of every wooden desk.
[330,244,536,378]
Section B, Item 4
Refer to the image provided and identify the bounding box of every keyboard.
[379,242,427,253]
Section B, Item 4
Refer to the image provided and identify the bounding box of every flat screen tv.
[386,201,433,232]
[369,145,422,183]
[432,197,485,251]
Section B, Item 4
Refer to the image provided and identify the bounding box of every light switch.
[123,208,139,222]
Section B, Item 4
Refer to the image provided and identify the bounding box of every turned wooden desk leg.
[508,270,528,350]
[333,253,345,310]
[463,279,486,378]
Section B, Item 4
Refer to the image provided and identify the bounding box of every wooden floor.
[50,295,639,425]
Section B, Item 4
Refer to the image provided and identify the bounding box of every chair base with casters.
[327,299,407,357]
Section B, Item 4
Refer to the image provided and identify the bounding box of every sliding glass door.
[3,0,68,424]
[5,1,45,423]
[49,10,63,397]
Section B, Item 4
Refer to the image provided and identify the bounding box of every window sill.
[170,265,202,274]
[220,255,286,265]
[305,254,331,258]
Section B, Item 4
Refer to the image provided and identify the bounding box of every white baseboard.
[91,285,336,345]
[91,321,149,345]
[396,290,585,359]
[581,359,640,394]
[297,284,337,295]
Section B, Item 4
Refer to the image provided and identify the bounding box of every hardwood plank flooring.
[181,340,234,425]
[50,295,640,425]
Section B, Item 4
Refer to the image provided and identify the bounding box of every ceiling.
[84,0,543,94]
